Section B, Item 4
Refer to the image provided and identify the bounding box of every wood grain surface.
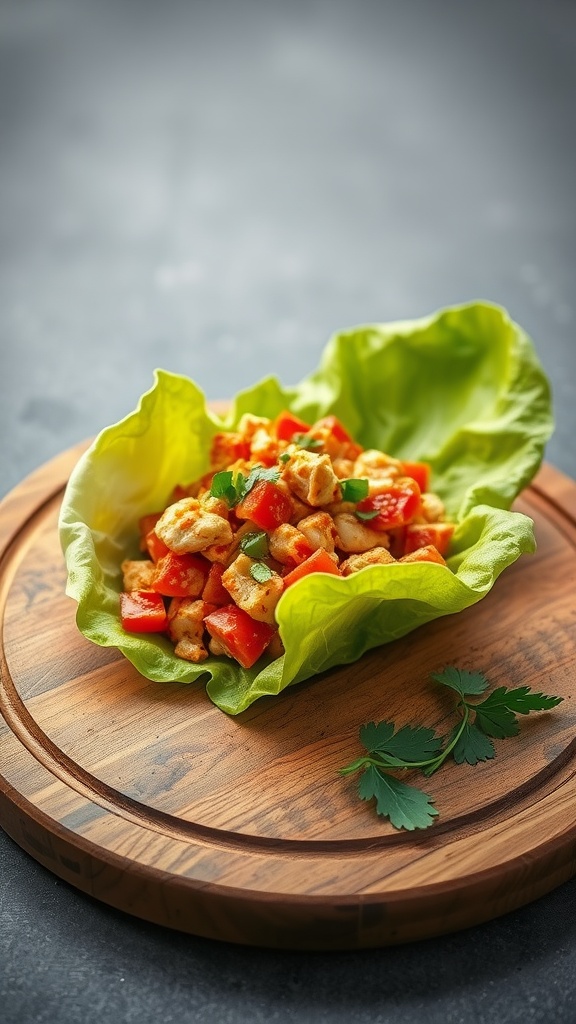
[0,446,575,949]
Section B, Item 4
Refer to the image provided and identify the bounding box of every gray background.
[1,1,575,1022]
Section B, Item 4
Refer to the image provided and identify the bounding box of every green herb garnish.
[241,531,270,559]
[355,508,379,522]
[293,433,323,452]
[249,561,274,583]
[340,667,563,831]
[340,478,369,503]
[210,466,280,507]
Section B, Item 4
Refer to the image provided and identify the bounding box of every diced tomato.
[400,544,447,566]
[152,552,209,597]
[138,512,162,551]
[404,523,454,557]
[202,563,230,605]
[356,477,421,530]
[235,480,294,531]
[282,547,342,588]
[120,591,168,633]
[146,529,170,563]
[204,605,276,669]
[401,461,430,494]
[273,410,312,442]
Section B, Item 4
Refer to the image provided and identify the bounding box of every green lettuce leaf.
[58,301,553,714]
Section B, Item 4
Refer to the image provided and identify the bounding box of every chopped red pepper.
[401,460,430,494]
[152,552,209,597]
[273,410,312,442]
[404,522,454,557]
[282,547,342,588]
[356,477,421,530]
[120,591,168,633]
[145,530,171,563]
[204,604,276,669]
[235,480,294,531]
[138,512,162,551]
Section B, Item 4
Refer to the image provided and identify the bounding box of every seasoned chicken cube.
[332,458,356,480]
[155,497,233,554]
[268,523,314,565]
[282,450,341,507]
[340,548,396,575]
[418,492,446,523]
[203,521,256,565]
[121,559,156,591]
[167,598,212,662]
[353,450,402,480]
[250,426,280,466]
[333,513,390,553]
[237,413,271,442]
[221,553,283,625]
[210,431,249,471]
[297,512,339,554]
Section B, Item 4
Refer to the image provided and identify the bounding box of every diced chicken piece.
[282,450,341,507]
[353,449,402,480]
[221,553,283,625]
[418,492,446,523]
[155,497,233,554]
[333,513,390,553]
[297,512,339,555]
[121,559,157,591]
[237,413,271,442]
[203,521,256,565]
[249,426,280,466]
[332,458,355,480]
[208,635,227,657]
[167,598,213,662]
[200,495,230,519]
[268,523,314,566]
[266,631,285,659]
[340,548,396,575]
[210,431,249,471]
[325,500,357,517]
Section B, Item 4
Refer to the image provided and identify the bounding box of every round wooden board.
[1,446,575,950]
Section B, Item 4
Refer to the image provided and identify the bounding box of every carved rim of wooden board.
[0,444,575,950]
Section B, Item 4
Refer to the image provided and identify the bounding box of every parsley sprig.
[210,466,280,507]
[340,667,563,831]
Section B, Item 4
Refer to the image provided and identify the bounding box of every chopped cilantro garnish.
[340,667,563,831]
[340,478,369,502]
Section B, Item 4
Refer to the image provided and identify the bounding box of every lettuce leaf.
[59,301,553,714]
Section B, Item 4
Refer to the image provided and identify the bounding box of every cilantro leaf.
[471,685,563,739]
[210,471,238,506]
[340,478,370,503]
[240,530,270,559]
[360,721,443,764]
[249,561,273,583]
[293,433,323,452]
[355,509,380,522]
[431,666,490,698]
[244,466,280,492]
[279,452,291,464]
[210,465,280,507]
[358,765,439,831]
[450,720,495,765]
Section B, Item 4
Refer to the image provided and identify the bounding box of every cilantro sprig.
[210,466,280,507]
[340,667,563,831]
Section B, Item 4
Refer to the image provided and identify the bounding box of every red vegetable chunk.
[401,460,430,494]
[152,551,209,597]
[356,478,421,530]
[404,523,454,556]
[120,591,168,633]
[273,410,312,441]
[235,480,294,531]
[204,604,276,669]
[282,547,342,588]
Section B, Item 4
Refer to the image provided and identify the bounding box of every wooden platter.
[1,445,575,950]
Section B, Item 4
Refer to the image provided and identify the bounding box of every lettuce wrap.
[59,301,553,714]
